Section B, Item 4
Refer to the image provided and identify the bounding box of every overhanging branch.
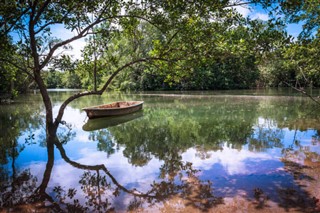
[54,139,156,198]
[53,57,170,127]
[39,2,113,70]
[283,81,320,106]
[0,58,34,78]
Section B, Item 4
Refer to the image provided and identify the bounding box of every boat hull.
[82,101,143,119]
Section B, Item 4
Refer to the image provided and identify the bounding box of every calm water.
[1,89,320,212]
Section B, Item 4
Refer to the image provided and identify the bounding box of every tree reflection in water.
[1,94,320,212]
[280,134,320,212]
[1,131,320,212]
[0,133,224,212]
[55,138,223,212]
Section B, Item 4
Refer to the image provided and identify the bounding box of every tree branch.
[40,11,169,70]
[283,81,320,106]
[34,21,60,34]
[33,0,51,24]
[0,58,34,78]
[53,57,170,126]
[34,2,75,35]
[54,140,156,198]
[39,8,112,70]
[0,7,30,36]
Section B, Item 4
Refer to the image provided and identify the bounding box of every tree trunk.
[10,79,14,98]
[38,135,55,195]
[94,54,97,92]
[33,70,58,136]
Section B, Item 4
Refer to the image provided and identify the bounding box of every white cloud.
[49,24,87,60]
[231,1,269,22]
[181,144,273,175]
[251,12,269,21]
[53,106,87,128]
[76,147,163,187]
[69,38,86,59]
[234,5,251,17]
[230,0,251,17]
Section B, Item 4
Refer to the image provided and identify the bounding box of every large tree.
[1,0,269,139]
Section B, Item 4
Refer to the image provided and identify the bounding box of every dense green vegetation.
[0,1,319,96]
[42,19,319,91]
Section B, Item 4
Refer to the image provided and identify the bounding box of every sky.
[235,3,302,38]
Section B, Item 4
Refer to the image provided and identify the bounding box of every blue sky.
[235,3,302,38]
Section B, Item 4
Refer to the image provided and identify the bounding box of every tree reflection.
[10,130,316,212]
[248,121,285,152]
[52,138,223,212]
[0,99,44,210]
[51,170,114,212]
[1,95,320,212]
[0,100,43,164]
[280,133,320,212]
[103,102,259,166]
[88,130,118,157]
[0,130,225,212]
[0,169,38,209]
[3,125,318,212]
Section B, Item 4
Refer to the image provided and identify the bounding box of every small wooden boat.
[82,101,143,119]
[82,111,143,131]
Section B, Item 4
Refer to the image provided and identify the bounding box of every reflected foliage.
[88,130,118,157]
[0,169,38,209]
[1,138,224,212]
[0,101,43,164]
[278,128,320,211]
[1,92,320,212]
[83,95,320,168]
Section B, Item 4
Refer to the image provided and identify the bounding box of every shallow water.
[1,89,320,212]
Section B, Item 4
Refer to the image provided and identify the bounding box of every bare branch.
[283,81,320,106]
[35,21,60,34]
[40,21,99,70]
[35,4,75,35]
[39,3,113,70]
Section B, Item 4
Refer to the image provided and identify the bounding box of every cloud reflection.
[182,144,273,175]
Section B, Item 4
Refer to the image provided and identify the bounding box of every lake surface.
[1,89,320,212]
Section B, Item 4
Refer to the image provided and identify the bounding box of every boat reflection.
[82,111,143,131]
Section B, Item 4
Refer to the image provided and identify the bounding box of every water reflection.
[1,91,320,212]
[82,111,144,131]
